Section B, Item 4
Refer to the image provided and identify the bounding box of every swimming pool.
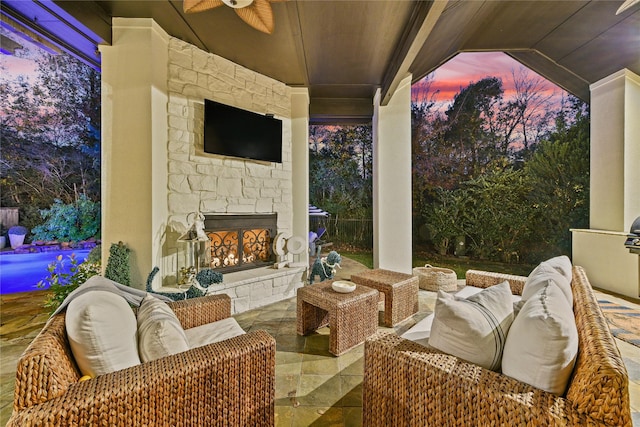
[0,249,90,294]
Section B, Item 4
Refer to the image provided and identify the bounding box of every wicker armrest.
[168,294,231,329]
[363,332,595,426]
[465,269,527,296]
[7,330,275,427]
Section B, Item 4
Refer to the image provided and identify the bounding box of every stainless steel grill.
[624,216,640,255]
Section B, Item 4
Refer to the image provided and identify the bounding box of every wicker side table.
[297,282,379,356]
[350,269,419,327]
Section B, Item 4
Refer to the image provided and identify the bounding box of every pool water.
[0,250,90,294]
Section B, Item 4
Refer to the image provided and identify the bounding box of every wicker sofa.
[363,266,632,426]
[8,294,276,426]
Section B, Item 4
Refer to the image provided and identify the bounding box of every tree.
[411,70,586,262]
[524,96,589,256]
[508,67,558,154]
[442,77,504,182]
[0,46,101,228]
[309,124,373,219]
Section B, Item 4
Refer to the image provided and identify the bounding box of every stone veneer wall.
[162,37,301,311]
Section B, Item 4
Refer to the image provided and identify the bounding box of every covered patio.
[1,0,639,425]
[2,0,636,298]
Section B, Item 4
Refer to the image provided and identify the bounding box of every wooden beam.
[309,97,373,124]
[380,0,448,106]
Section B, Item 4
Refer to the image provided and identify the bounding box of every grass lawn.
[341,250,535,278]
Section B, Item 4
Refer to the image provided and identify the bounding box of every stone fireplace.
[99,30,307,314]
[204,214,277,273]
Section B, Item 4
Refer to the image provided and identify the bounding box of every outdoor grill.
[624,216,640,255]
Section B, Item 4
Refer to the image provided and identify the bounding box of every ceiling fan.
[183,0,281,34]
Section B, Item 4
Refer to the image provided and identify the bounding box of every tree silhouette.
[0,48,100,229]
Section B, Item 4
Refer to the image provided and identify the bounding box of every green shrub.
[463,168,534,262]
[87,244,102,263]
[105,241,131,285]
[421,188,469,255]
[38,253,101,314]
[31,195,100,242]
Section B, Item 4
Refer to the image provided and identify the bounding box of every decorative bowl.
[332,280,357,293]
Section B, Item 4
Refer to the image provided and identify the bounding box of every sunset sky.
[412,51,566,111]
[0,27,43,80]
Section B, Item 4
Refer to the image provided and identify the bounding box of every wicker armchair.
[8,294,276,426]
[363,266,631,426]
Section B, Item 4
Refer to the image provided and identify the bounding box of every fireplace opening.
[203,214,277,273]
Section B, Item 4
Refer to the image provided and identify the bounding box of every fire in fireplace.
[203,214,277,273]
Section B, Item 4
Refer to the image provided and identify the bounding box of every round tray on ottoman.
[412,264,457,292]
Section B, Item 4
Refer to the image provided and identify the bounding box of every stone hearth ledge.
[157,266,305,314]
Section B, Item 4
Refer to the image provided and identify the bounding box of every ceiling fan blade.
[235,0,274,34]
[616,0,640,14]
[183,0,225,13]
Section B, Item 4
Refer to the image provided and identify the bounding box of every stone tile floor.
[1,257,639,426]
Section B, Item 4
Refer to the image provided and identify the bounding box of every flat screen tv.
[203,99,283,163]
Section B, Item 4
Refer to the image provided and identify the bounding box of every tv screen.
[203,99,283,163]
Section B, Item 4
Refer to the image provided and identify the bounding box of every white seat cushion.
[137,294,190,362]
[427,281,514,371]
[502,281,578,395]
[523,261,573,306]
[185,317,246,348]
[66,291,140,377]
[400,314,435,348]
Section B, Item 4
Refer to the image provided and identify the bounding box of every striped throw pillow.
[428,281,514,371]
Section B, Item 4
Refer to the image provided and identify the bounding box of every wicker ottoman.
[412,264,458,292]
[350,269,419,327]
[297,281,379,356]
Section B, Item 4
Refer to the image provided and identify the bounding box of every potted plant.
[8,225,28,249]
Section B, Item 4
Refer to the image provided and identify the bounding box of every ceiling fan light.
[222,0,254,9]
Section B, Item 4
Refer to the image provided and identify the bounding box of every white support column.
[291,88,310,266]
[372,75,413,274]
[99,18,169,288]
[572,69,640,298]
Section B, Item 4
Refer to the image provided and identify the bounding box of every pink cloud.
[413,52,563,108]
[1,55,38,79]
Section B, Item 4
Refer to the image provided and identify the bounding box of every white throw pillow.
[66,291,140,377]
[428,281,514,371]
[401,285,522,348]
[523,261,573,306]
[137,294,190,362]
[543,255,573,284]
[502,282,578,395]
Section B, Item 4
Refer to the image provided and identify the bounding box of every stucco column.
[99,18,169,288]
[372,75,413,274]
[291,88,310,266]
[572,69,640,298]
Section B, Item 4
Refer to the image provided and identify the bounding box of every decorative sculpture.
[145,266,223,301]
[309,250,342,284]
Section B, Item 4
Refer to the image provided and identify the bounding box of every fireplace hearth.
[203,214,277,273]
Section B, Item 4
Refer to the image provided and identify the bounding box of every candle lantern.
[177,212,211,286]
